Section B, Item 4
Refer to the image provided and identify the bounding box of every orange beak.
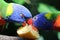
[22,18,38,31]
[27,18,38,31]
[27,18,33,25]
[22,18,33,27]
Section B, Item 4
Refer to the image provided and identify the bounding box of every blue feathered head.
[33,12,53,30]
[6,3,32,23]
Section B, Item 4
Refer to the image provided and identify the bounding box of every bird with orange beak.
[0,0,33,36]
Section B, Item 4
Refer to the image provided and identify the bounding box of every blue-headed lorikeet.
[0,0,32,36]
[0,0,32,23]
[33,12,60,31]
[33,12,53,30]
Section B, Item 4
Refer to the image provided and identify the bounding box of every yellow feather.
[6,3,13,17]
[45,13,52,20]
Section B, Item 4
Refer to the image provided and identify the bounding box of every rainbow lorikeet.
[0,0,32,29]
[0,0,32,36]
[0,0,32,23]
[33,12,60,31]
[7,3,32,23]
[33,12,54,30]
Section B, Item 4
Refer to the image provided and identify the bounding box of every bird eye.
[34,17,36,19]
[33,16,38,21]
[20,13,24,18]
